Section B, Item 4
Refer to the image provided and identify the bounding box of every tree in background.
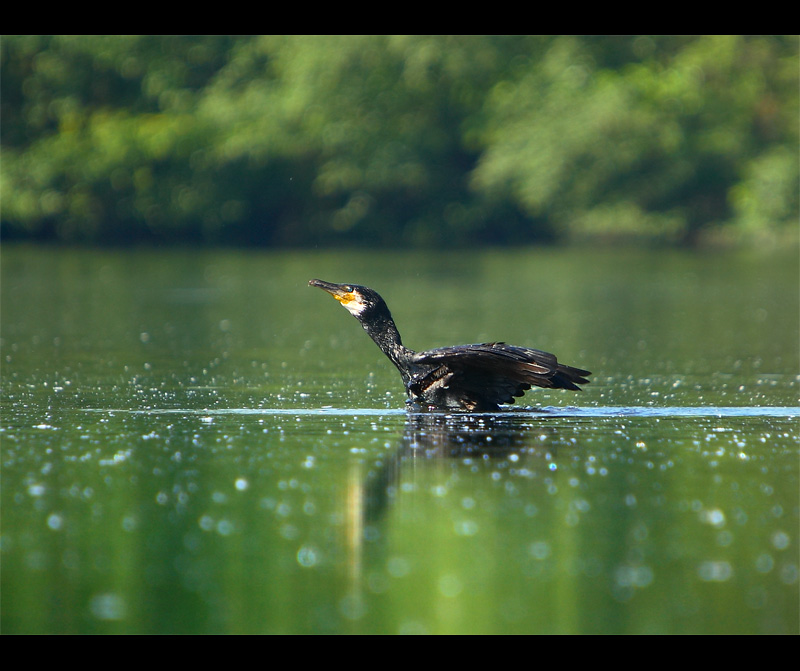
[2,36,797,247]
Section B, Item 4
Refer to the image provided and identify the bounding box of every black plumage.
[309,279,590,411]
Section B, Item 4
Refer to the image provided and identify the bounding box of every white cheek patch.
[341,298,366,316]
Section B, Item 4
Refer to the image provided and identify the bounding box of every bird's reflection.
[342,410,567,601]
[362,410,557,523]
[403,411,527,457]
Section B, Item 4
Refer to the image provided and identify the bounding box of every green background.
[2,36,797,247]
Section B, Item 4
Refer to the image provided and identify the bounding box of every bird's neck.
[361,315,413,369]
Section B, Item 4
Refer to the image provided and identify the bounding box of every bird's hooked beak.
[309,278,354,301]
[309,279,364,315]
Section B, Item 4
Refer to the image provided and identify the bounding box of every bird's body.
[309,279,590,411]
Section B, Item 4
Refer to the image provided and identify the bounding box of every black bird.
[309,279,590,412]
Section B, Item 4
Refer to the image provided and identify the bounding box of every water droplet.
[697,560,733,582]
[297,545,319,568]
[700,508,726,528]
[454,520,479,536]
[89,593,127,621]
[438,574,463,598]
[771,530,790,550]
[338,593,367,620]
[528,541,551,560]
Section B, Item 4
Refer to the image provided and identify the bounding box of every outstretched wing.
[411,342,590,408]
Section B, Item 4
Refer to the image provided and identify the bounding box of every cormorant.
[309,279,590,411]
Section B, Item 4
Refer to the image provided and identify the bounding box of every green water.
[1,245,798,634]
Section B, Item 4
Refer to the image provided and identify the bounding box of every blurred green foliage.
[1,35,797,246]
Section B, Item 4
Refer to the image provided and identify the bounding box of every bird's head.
[308,279,389,321]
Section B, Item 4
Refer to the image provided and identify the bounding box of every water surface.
[2,246,797,634]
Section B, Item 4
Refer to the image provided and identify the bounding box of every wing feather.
[411,342,590,408]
